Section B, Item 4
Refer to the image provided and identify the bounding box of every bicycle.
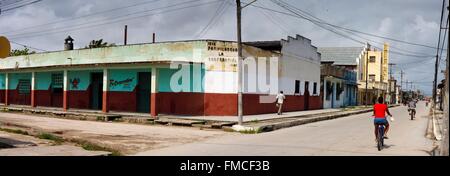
[375,122,386,151]
[408,108,416,120]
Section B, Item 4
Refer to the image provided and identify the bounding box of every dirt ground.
[0,112,232,155]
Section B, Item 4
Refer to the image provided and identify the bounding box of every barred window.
[51,73,63,93]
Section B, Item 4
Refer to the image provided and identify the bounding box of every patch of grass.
[37,133,64,144]
[250,119,260,123]
[71,139,122,156]
[0,127,29,135]
[238,128,262,134]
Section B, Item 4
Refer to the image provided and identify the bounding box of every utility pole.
[236,0,243,125]
[433,0,446,110]
[365,49,369,105]
[124,25,128,45]
[400,70,404,103]
[388,63,396,104]
[442,4,449,156]
[405,80,410,98]
[235,0,258,125]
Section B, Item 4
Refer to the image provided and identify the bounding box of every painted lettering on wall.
[110,77,134,89]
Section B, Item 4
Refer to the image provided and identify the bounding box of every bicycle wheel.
[378,126,384,151]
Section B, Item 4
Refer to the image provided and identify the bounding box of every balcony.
[358,81,388,90]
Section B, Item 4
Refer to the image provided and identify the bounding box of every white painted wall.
[279,35,321,96]
[323,77,345,109]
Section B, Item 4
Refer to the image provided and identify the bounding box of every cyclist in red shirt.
[373,97,392,141]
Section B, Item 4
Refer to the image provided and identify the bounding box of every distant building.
[387,77,398,104]
[320,61,357,108]
[0,35,322,117]
[318,43,390,105]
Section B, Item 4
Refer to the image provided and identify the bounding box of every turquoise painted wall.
[0,73,5,90]
[8,73,32,89]
[36,72,52,90]
[158,64,204,93]
[68,70,101,91]
[109,69,150,92]
[35,71,64,90]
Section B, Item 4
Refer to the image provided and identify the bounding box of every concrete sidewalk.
[163,108,342,122]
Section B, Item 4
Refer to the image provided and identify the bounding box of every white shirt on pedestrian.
[276,93,285,104]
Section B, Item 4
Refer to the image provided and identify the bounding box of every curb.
[233,105,400,133]
[234,108,375,133]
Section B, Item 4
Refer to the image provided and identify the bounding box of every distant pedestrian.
[276,91,286,115]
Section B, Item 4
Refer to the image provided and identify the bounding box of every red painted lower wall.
[308,96,323,110]
[204,93,237,116]
[27,89,64,108]
[158,92,205,116]
[67,90,91,109]
[0,90,5,103]
[34,90,51,107]
[240,94,323,115]
[8,90,31,105]
[108,89,137,112]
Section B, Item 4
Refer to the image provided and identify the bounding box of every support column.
[150,67,159,118]
[31,72,36,107]
[5,73,9,106]
[63,70,68,111]
[102,68,109,113]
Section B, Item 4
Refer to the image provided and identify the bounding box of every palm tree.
[85,39,116,49]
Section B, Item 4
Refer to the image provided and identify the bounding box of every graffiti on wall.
[110,77,134,89]
[70,78,80,89]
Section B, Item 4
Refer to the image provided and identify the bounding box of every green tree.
[10,48,36,56]
[85,39,116,49]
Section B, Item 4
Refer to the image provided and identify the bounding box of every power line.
[5,0,205,38]
[265,0,435,58]
[438,14,449,65]
[195,0,229,39]
[255,0,291,35]
[1,0,163,35]
[271,0,437,57]
[249,0,446,51]
[7,0,221,40]
[0,0,26,8]
[0,0,42,13]
[432,0,446,108]
[10,40,47,51]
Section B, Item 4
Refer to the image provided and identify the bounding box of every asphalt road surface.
[135,102,433,156]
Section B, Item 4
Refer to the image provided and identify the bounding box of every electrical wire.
[8,0,221,40]
[1,0,163,35]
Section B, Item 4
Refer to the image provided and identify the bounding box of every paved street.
[0,102,434,156]
[135,102,433,156]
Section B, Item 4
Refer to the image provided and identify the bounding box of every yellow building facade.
[358,43,389,105]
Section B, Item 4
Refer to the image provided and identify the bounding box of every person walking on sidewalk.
[276,91,286,115]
